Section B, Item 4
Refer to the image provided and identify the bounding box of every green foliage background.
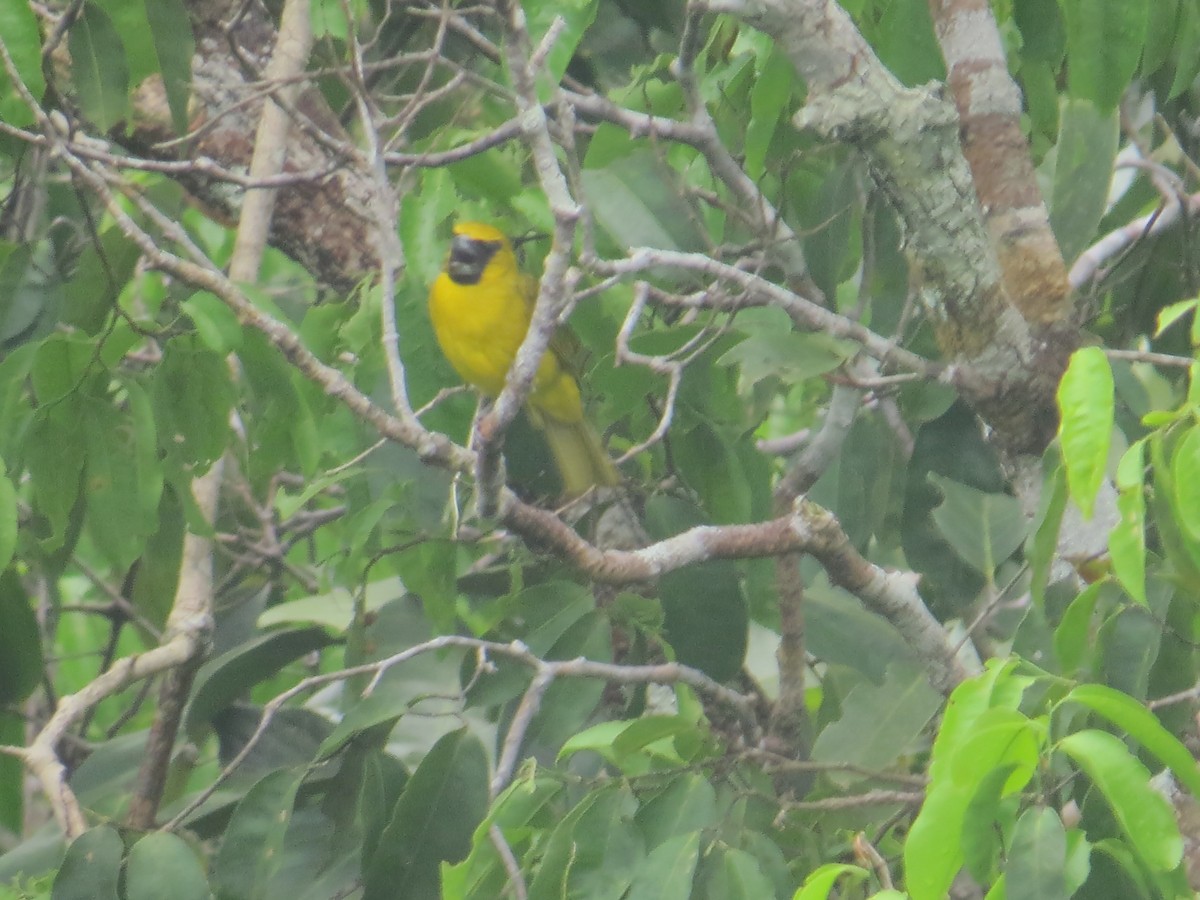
[1,0,1200,898]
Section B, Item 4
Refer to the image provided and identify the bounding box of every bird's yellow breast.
[427,237,584,424]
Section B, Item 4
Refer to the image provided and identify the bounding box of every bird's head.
[446,221,511,286]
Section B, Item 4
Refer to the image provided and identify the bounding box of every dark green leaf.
[928,474,1026,575]
[51,826,123,900]
[184,627,336,740]
[626,831,700,900]
[142,0,194,136]
[153,337,235,471]
[1006,807,1067,900]
[83,397,161,568]
[1061,0,1147,110]
[63,228,139,333]
[69,5,130,132]
[125,833,211,900]
[0,571,40,705]
[363,728,490,900]
[1050,100,1119,264]
[527,784,643,900]
[810,659,940,772]
[212,769,303,899]
[1014,0,1066,64]
[645,496,748,682]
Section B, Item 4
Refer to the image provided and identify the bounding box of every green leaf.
[142,0,194,136]
[316,692,404,761]
[634,773,719,848]
[718,330,854,386]
[698,846,776,900]
[183,291,244,354]
[1050,100,1119,264]
[1171,426,1200,543]
[131,485,186,628]
[1144,0,1181,77]
[744,44,793,179]
[363,728,490,900]
[520,0,598,87]
[1028,455,1068,606]
[0,0,45,128]
[1057,346,1114,519]
[84,398,161,569]
[1154,298,1197,338]
[811,659,941,772]
[1063,683,1200,799]
[0,467,16,574]
[872,0,943,85]
[1060,0,1147,111]
[1109,452,1147,606]
[212,769,303,899]
[125,833,211,900]
[153,337,235,471]
[626,831,701,900]
[51,825,123,900]
[1006,807,1067,900]
[793,864,870,900]
[63,228,139,334]
[1169,0,1200,99]
[184,626,336,739]
[1058,729,1183,872]
[392,540,458,635]
[581,148,706,253]
[0,571,41,706]
[69,5,130,132]
[1014,0,1066,65]
[928,474,1026,575]
[904,661,1029,900]
[645,496,748,681]
[528,784,642,900]
[1053,581,1106,673]
[27,404,86,550]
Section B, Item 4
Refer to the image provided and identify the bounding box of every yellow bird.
[428,221,620,496]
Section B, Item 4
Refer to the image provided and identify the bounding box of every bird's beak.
[447,235,500,285]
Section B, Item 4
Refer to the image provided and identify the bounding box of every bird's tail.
[539,417,621,497]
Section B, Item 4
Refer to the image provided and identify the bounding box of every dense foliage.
[1,0,1200,897]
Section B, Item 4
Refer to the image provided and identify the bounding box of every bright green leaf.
[1063,683,1200,799]
[1058,729,1183,872]
[1171,427,1200,543]
[792,863,869,899]
[1057,346,1114,519]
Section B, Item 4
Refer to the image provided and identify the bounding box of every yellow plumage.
[428,221,620,496]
